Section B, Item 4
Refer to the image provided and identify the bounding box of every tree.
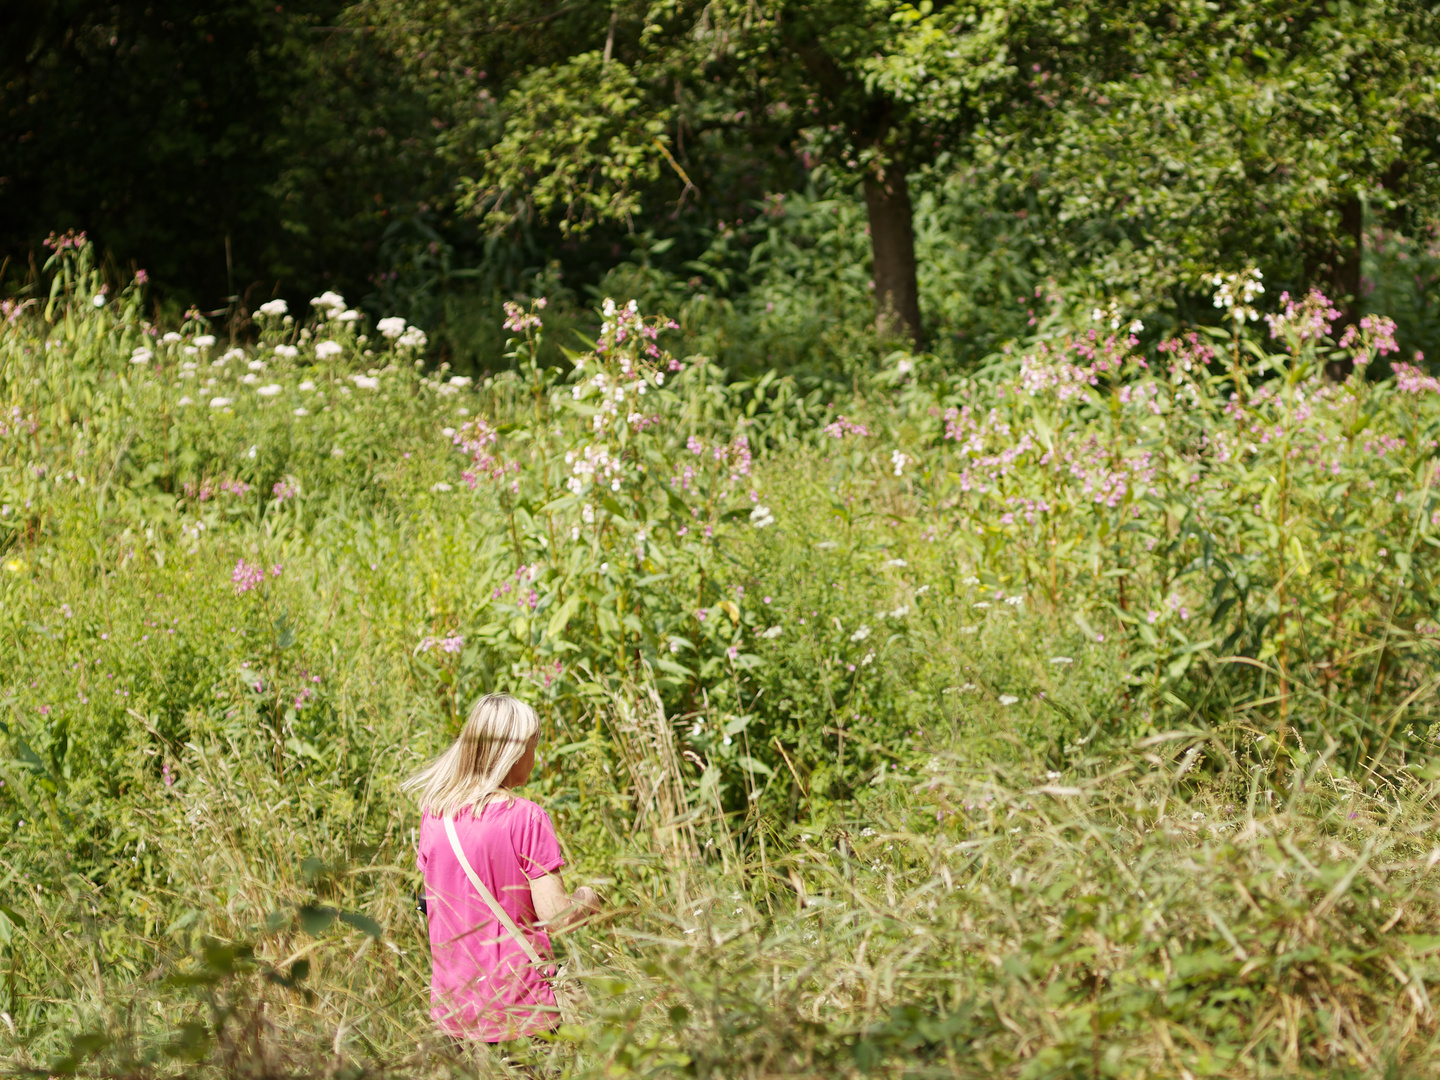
[964,0,1440,326]
[362,0,1030,346]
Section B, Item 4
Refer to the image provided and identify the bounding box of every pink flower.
[271,564,283,578]
[232,559,265,595]
[822,416,870,438]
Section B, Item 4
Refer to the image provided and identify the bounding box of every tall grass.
[3,239,1440,1077]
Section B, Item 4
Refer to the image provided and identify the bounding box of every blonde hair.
[403,693,539,817]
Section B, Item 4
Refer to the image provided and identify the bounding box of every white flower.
[330,447,344,457]
[241,373,259,385]
[246,445,257,459]
[761,625,783,639]
[352,375,379,390]
[162,332,182,344]
[885,558,907,567]
[209,397,232,408]
[849,625,871,642]
[972,601,991,608]
[749,504,775,528]
[315,340,342,359]
[92,294,106,307]
[448,375,472,388]
[431,482,452,493]
[398,327,427,349]
[183,346,198,356]
[258,299,288,317]
[377,317,406,339]
[293,407,309,417]
[961,576,980,585]
[816,541,838,549]
[336,309,361,322]
[896,357,914,375]
[298,380,316,391]
[130,347,153,364]
[441,427,455,437]
[256,384,283,397]
[273,345,297,359]
[311,291,346,312]
[1005,595,1024,606]
[179,369,195,379]
[177,396,193,406]
[1050,656,1074,665]
[891,450,909,476]
[194,335,216,348]
[218,348,243,364]
[999,695,1019,706]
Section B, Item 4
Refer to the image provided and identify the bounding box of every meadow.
[3,238,1440,1078]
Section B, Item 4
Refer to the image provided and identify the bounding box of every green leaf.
[299,904,337,935]
[337,910,383,939]
[546,594,582,640]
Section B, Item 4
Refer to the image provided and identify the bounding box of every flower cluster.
[418,634,465,654]
[502,298,547,333]
[822,416,870,438]
[1265,288,1341,346]
[231,559,265,595]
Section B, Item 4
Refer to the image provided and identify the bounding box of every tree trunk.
[863,167,921,347]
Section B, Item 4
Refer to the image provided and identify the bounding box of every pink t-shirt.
[416,797,565,1040]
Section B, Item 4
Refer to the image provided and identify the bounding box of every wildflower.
[258,299,288,317]
[822,416,870,438]
[315,340,342,359]
[162,332,182,344]
[271,564,283,578]
[273,345,298,359]
[231,559,265,595]
[352,375,379,390]
[762,625,783,638]
[130,346,153,364]
[298,380,316,391]
[311,291,346,313]
[502,301,543,333]
[273,481,298,503]
[431,482,452,493]
[998,695,1019,706]
[336,309,361,322]
[377,317,406,339]
[1049,656,1073,665]
[891,449,909,476]
[885,558,907,568]
[177,396,193,406]
[850,625,871,642]
[209,397,232,408]
[293,408,309,417]
[750,504,775,528]
[727,645,739,661]
[398,327,427,349]
[194,335,216,348]
[256,384,283,397]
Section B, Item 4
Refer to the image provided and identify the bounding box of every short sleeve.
[511,801,565,879]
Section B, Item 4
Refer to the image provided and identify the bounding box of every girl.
[405,693,598,1042]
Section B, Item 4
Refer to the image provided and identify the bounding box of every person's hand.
[570,885,600,916]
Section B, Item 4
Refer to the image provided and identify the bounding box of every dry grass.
[10,698,1440,1080]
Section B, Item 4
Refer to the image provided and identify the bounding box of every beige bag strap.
[443,813,546,969]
